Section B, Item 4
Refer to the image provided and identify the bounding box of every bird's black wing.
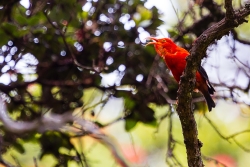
[198,66,215,95]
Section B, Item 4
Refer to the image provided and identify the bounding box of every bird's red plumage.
[146,37,215,111]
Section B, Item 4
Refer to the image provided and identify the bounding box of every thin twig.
[202,155,227,167]
[128,133,138,163]
[33,157,38,167]
[226,130,250,139]
[11,155,21,167]
[0,97,131,167]
[166,111,183,167]
[169,0,180,25]
[0,157,17,167]
[232,138,250,152]
[204,115,231,143]
[205,114,250,152]
[146,55,160,87]
[43,11,96,72]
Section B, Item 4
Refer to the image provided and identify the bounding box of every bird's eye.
[162,39,166,42]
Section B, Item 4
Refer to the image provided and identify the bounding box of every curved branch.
[204,115,250,152]
[43,11,98,72]
[176,2,250,167]
[0,96,131,167]
[202,155,227,167]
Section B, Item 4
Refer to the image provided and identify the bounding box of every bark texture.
[176,2,250,167]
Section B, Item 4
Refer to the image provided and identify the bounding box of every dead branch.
[0,96,131,167]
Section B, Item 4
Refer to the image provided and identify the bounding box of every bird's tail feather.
[204,92,215,111]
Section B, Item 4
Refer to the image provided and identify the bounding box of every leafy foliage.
[1,0,250,166]
[0,0,165,166]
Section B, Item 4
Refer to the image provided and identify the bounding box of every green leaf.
[183,37,192,44]
[146,18,163,29]
[1,23,18,34]
[27,83,42,98]
[13,142,25,154]
[124,96,136,110]
[1,23,29,38]
[94,121,104,127]
[125,118,138,131]
[0,30,9,45]
[137,5,152,21]
[18,29,29,37]
[15,15,28,25]
[168,29,178,38]
[145,119,157,127]
[28,12,46,26]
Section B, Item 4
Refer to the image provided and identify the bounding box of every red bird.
[146,37,215,111]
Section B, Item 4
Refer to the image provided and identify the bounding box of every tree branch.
[204,115,250,152]
[175,0,224,40]
[224,0,235,20]
[0,96,131,167]
[202,155,227,167]
[176,2,250,167]
[43,11,98,72]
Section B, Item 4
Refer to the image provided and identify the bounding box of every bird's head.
[146,37,177,58]
[146,37,174,46]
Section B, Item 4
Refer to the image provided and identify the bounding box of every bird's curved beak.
[145,37,158,46]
